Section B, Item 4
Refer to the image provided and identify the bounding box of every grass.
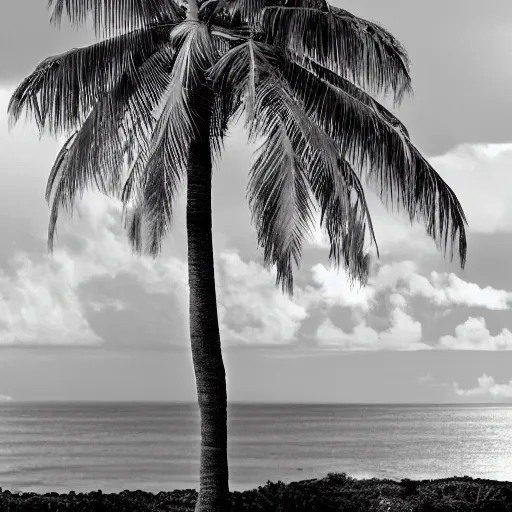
[1,473,511,511]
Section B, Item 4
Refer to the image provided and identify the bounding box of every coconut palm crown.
[9,0,467,290]
[8,0,467,510]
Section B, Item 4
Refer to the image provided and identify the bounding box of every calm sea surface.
[0,402,510,493]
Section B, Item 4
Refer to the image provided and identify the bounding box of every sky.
[0,0,512,403]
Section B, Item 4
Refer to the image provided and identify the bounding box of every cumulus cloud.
[202,249,512,353]
[63,193,189,297]
[298,257,512,352]
[308,259,512,315]
[431,143,512,234]
[454,374,512,398]
[0,394,13,401]
[305,264,377,312]
[374,261,512,310]
[0,192,188,347]
[316,306,429,351]
[438,317,512,350]
[388,293,407,309]
[0,252,103,346]
[217,251,308,345]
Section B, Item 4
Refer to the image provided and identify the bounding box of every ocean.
[0,402,510,494]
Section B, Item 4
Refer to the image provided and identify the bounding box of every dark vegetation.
[1,473,511,511]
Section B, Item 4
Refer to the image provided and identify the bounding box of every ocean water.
[0,402,510,494]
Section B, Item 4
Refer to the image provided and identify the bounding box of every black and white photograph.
[0,0,511,510]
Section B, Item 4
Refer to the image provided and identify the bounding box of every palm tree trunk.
[187,113,231,512]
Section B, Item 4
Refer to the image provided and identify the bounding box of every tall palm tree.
[9,0,467,510]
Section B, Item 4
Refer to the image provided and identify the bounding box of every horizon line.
[1,400,511,406]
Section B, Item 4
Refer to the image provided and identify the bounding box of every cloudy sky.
[1,0,512,403]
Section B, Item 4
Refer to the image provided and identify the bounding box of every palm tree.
[8,0,467,510]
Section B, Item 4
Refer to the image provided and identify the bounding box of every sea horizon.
[0,402,510,494]
[2,400,511,405]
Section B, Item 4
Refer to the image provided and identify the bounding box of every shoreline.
[1,473,512,510]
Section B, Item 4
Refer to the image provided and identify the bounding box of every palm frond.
[47,0,184,37]
[122,21,217,256]
[212,40,314,294]
[209,91,242,161]
[282,60,467,267]
[406,148,467,266]
[210,27,234,54]
[262,5,412,104]
[124,201,144,254]
[247,78,317,296]
[302,117,379,284]
[317,158,375,285]
[8,25,174,135]
[209,39,278,118]
[213,38,379,290]
[211,0,266,26]
[273,76,379,282]
[339,205,371,284]
[265,67,380,280]
[205,0,328,29]
[208,38,275,158]
[300,56,410,138]
[46,46,176,251]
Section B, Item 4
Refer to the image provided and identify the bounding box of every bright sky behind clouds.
[0,0,512,403]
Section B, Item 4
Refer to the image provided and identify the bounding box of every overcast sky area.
[1,0,512,403]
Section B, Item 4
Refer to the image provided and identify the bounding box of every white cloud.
[430,272,511,310]
[0,252,102,346]
[388,293,407,309]
[438,317,512,350]
[300,258,512,352]
[306,263,376,312]
[380,308,425,349]
[374,261,512,310]
[217,251,308,345]
[65,194,189,295]
[0,192,189,347]
[0,187,313,349]
[0,394,13,401]
[307,259,511,315]
[317,306,430,351]
[475,144,512,159]
[431,143,512,234]
[454,374,512,398]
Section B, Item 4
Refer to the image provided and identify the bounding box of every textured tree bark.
[187,103,231,511]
